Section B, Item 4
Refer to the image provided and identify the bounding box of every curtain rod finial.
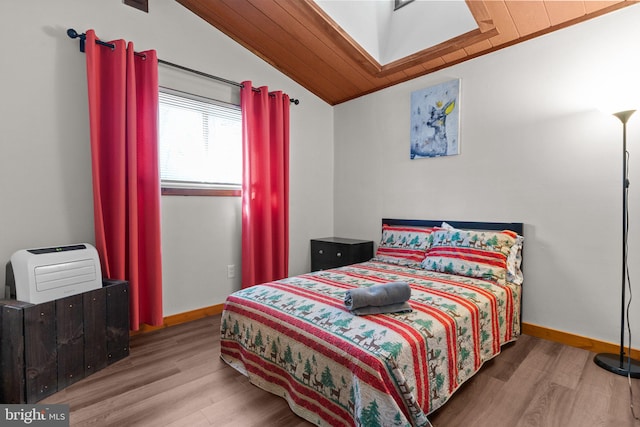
[67,28,86,52]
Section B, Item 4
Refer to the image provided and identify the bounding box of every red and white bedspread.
[220,260,521,426]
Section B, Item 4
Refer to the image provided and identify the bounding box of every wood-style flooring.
[42,315,640,426]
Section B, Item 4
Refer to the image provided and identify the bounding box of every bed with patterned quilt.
[220,219,524,426]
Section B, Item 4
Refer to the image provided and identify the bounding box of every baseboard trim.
[131,307,640,360]
[131,303,225,335]
[522,322,640,360]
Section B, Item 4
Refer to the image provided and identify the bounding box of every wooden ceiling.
[176,0,638,105]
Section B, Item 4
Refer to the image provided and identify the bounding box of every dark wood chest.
[0,279,129,403]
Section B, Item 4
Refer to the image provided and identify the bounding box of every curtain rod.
[66,29,300,105]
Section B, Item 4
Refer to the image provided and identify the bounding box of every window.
[158,88,242,195]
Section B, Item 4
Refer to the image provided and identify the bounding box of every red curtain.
[85,30,163,330]
[241,82,290,288]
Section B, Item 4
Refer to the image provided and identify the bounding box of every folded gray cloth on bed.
[344,281,412,311]
[350,301,412,316]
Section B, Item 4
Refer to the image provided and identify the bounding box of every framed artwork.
[410,79,460,159]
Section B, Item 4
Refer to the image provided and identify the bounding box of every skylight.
[314,0,478,65]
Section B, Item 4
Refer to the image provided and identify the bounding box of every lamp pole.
[594,109,640,378]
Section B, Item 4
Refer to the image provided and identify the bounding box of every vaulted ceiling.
[176,0,638,105]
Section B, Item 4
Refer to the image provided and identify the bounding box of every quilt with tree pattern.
[220,260,521,426]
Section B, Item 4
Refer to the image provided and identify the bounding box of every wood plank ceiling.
[176,0,639,106]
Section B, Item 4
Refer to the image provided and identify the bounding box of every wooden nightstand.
[310,237,374,271]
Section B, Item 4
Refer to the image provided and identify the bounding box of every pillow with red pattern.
[373,224,434,266]
[422,226,523,284]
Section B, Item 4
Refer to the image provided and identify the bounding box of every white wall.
[0,0,334,316]
[333,4,640,345]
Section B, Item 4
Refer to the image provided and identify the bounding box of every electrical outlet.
[227,264,235,279]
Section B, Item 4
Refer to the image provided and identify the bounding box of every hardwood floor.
[42,315,640,426]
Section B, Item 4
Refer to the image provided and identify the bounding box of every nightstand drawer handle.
[336,252,342,257]
[318,249,324,254]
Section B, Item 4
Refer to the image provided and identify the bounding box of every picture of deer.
[312,373,324,392]
[322,314,337,328]
[288,361,298,374]
[414,319,435,339]
[279,298,297,312]
[352,334,368,345]
[364,336,381,352]
[411,99,456,158]
[410,79,459,159]
[427,348,441,361]
[325,316,352,337]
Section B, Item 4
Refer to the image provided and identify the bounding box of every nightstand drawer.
[310,237,373,271]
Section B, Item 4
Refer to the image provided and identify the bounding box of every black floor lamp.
[593,109,640,378]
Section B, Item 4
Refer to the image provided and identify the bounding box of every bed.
[220,219,524,426]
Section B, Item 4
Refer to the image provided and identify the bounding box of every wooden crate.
[0,280,129,403]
